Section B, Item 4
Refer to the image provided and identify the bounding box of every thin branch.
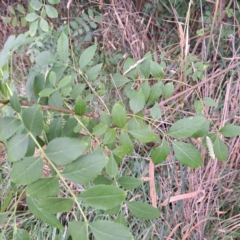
[0,99,99,118]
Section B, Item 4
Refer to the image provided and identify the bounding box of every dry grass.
[1,0,240,239]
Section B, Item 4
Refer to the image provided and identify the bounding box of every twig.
[0,99,99,118]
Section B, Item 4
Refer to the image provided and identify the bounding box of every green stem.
[28,131,89,224]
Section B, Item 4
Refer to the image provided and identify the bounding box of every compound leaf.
[167,116,205,138]
[62,148,108,184]
[89,221,133,240]
[45,137,87,165]
[7,134,28,162]
[112,103,127,128]
[79,185,126,210]
[172,141,202,168]
[69,221,88,240]
[22,104,43,135]
[219,125,240,137]
[151,138,170,164]
[213,137,228,162]
[27,177,59,198]
[126,201,160,220]
[117,176,142,190]
[38,197,73,213]
[79,44,97,70]
[10,156,43,185]
[27,197,64,230]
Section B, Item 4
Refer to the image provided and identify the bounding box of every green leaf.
[39,17,49,32]
[150,103,161,119]
[194,100,203,114]
[119,131,133,153]
[151,138,170,164]
[89,221,134,240]
[3,17,11,24]
[45,137,88,165]
[117,176,142,190]
[27,197,64,230]
[140,52,151,78]
[172,141,202,168]
[29,20,38,36]
[92,123,108,136]
[112,73,130,88]
[2,70,9,84]
[10,156,43,185]
[106,154,118,178]
[62,148,108,184]
[25,136,35,157]
[79,44,97,70]
[141,82,151,101]
[70,84,86,99]
[69,221,88,240]
[127,114,148,130]
[79,185,126,210]
[62,86,73,98]
[74,96,86,116]
[219,125,240,137]
[126,201,160,220]
[47,0,60,4]
[0,117,21,141]
[203,97,217,107]
[45,5,58,18]
[8,6,15,15]
[12,16,17,28]
[112,103,127,128]
[13,229,30,240]
[192,121,210,138]
[30,0,42,11]
[4,35,15,51]
[62,118,78,137]
[25,13,39,22]
[93,175,112,185]
[115,213,127,227]
[47,118,62,141]
[150,61,164,78]
[7,134,28,162]
[103,128,116,144]
[38,88,55,97]
[113,145,130,157]
[123,58,138,79]
[86,63,102,81]
[48,91,63,108]
[163,82,174,99]
[100,111,111,127]
[167,116,205,138]
[22,104,43,135]
[129,88,145,113]
[10,91,21,113]
[38,197,73,213]
[27,177,59,198]
[0,48,10,68]
[105,205,120,215]
[35,51,55,66]
[124,83,135,99]
[128,128,156,143]
[147,82,163,105]
[58,75,72,88]
[213,137,228,162]
[0,212,9,225]
[57,31,69,61]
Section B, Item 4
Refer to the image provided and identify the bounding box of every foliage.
[0,0,240,239]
